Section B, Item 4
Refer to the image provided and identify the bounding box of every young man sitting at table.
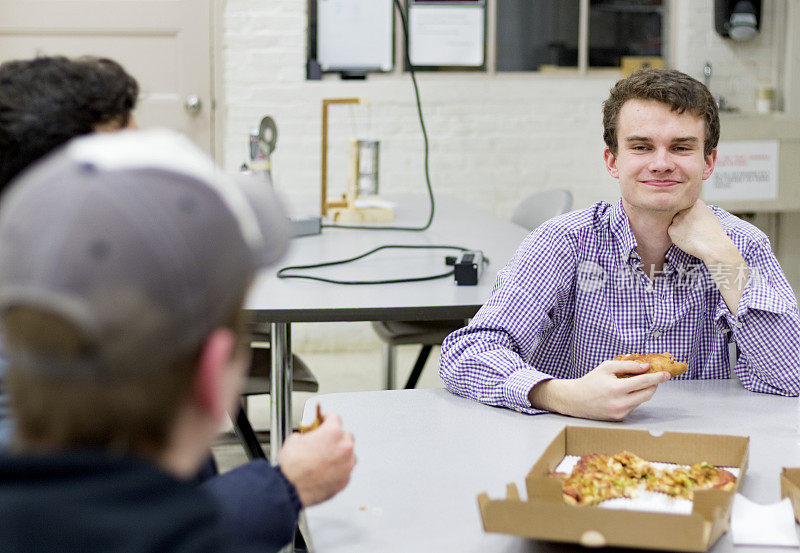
[439,69,800,421]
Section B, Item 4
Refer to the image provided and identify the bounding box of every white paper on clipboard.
[409,4,485,67]
[317,0,393,71]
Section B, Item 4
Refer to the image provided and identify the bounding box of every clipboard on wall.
[308,0,394,79]
[406,0,486,71]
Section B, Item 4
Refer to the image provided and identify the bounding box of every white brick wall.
[222,1,625,220]
[222,0,793,351]
[671,0,784,112]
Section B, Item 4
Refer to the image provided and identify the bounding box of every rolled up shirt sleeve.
[439,224,576,413]
[713,236,800,396]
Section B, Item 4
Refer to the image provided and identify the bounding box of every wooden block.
[621,56,664,77]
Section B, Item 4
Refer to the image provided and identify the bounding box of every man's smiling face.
[604,99,716,216]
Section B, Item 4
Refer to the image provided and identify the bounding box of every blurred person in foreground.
[0,55,356,549]
[0,130,356,551]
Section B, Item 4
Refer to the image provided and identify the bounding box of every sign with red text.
[703,140,779,202]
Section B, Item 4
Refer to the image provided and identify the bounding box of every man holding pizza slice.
[440,69,800,421]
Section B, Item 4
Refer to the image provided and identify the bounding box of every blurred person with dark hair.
[0,55,139,187]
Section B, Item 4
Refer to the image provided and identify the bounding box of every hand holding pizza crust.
[614,353,688,378]
[277,412,356,507]
[529,359,670,421]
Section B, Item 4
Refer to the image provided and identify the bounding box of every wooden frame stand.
[321,97,360,217]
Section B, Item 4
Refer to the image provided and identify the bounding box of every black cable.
[321,0,434,232]
[277,245,488,285]
[280,3,485,285]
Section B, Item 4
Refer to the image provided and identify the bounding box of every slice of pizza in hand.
[299,404,324,434]
[614,352,688,378]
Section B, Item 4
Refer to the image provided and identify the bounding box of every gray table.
[301,381,800,553]
[244,196,529,460]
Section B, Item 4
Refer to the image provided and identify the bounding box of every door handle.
[184,94,202,116]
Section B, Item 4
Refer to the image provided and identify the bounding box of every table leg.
[382,342,396,390]
[270,322,292,463]
[284,325,292,438]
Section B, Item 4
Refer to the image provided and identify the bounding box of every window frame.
[389,0,672,77]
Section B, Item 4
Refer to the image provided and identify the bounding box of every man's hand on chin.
[667,199,730,260]
[668,199,747,313]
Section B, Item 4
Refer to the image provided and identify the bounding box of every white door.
[0,0,214,154]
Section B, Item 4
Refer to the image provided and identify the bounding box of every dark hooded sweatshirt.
[0,449,293,553]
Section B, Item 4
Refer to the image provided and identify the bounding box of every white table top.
[302,381,800,553]
[244,196,529,322]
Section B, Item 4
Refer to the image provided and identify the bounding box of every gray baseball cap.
[0,128,290,380]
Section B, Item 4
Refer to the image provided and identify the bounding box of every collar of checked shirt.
[607,199,700,278]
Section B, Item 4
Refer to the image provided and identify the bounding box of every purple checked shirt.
[439,200,800,414]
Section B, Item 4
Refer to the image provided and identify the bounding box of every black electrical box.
[454,250,484,286]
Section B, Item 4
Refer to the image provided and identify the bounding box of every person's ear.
[702,148,717,180]
[603,147,619,179]
[193,328,237,422]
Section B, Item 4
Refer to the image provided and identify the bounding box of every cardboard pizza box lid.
[780,467,800,522]
[478,425,749,552]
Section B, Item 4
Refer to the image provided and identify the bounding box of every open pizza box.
[478,426,749,552]
[780,467,800,522]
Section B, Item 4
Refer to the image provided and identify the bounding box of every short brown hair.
[602,69,719,156]
[4,301,249,457]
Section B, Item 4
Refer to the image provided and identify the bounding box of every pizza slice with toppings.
[552,452,736,505]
